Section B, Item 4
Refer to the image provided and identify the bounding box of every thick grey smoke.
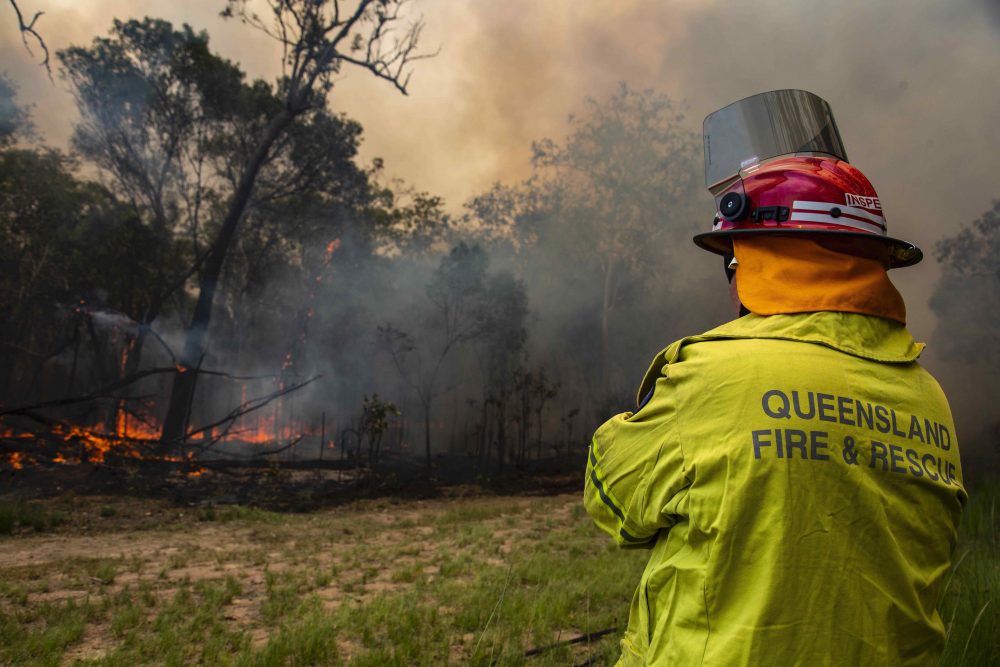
[3,0,999,468]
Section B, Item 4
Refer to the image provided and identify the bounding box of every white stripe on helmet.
[792,200,887,227]
[788,212,885,235]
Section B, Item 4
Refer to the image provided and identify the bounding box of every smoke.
[2,0,999,467]
[79,307,139,334]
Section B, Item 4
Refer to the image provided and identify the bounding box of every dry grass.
[0,491,643,666]
[1,478,995,666]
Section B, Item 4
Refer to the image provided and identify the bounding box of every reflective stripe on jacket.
[584,312,966,666]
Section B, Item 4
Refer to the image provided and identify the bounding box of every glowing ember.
[51,422,144,463]
[1,428,35,441]
[325,239,341,258]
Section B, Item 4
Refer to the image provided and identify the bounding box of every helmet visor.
[703,90,848,194]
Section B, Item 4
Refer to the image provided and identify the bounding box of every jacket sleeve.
[584,373,690,548]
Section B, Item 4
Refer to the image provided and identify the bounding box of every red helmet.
[693,155,922,268]
[695,90,921,268]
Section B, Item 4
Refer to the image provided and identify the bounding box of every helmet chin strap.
[723,253,738,283]
[724,253,750,317]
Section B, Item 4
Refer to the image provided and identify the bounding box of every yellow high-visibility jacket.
[585,312,966,666]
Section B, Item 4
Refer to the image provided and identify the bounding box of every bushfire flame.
[2,240,345,472]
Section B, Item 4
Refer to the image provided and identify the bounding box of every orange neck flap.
[732,236,906,324]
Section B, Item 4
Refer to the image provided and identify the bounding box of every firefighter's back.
[638,312,966,666]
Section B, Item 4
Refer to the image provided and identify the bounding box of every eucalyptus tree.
[378,243,493,470]
[529,83,703,398]
[59,3,429,452]
[931,200,1000,365]
[155,0,429,450]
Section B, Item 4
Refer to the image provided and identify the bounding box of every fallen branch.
[196,435,303,460]
[186,376,320,451]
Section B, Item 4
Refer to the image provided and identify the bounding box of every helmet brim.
[692,228,922,269]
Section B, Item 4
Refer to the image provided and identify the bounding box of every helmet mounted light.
[694,89,922,268]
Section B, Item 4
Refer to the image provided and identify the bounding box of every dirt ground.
[0,482,628,666]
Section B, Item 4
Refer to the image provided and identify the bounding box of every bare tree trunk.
[600,262,615,398]
[478,400,489,464]
[519,387,529,467]
[496,399,506,473]
[463,401,473,457]
[318,411,325,462]
[449,393,458,454]
[536,404,545,460]
[422,399,432,472]
[66,323,82,398]
[160,110,294,452]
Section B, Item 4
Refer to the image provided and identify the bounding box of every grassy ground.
[0,479,996,666]
[0,490,644,666]
[938,478,999,667]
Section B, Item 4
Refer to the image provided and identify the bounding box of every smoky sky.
[3,0,1000,444]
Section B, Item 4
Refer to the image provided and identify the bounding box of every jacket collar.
[701,312,923,363]
[636,313,923,407]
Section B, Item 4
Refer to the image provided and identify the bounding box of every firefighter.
[585,90,966,666]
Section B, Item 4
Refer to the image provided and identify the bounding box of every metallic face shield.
[703,90,848,197]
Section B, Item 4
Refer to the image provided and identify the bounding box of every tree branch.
[185,376,319,447]
[9,0,50,78]
[0,367,293,418]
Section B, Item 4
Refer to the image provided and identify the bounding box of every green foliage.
[361,393,400,464]
[58,18,244,234]
[936,200,1000,280]
[55,15,376,340]
[464,83,717,403]
[0,145,181,405]
[0,75,32,146]
[368,187,453,256]
[95,577,246,665]
[931,199,1000,365]
[533,82,701,233]
[237,603,338,667]
[0,150,123,311]
[480,270,530,391]
[0,599,91,666]
[0,497,66,534]
[939,478,999,666]
[0,13,435,449]
[528,82,703,283]
[89,561,118,585]
[426,242,491,326]
[362,394,400,436]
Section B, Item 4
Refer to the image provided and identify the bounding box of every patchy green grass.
[939,478,999,667]
[0,496,65,534]
[0,492,642,666]
[0,480,995,666]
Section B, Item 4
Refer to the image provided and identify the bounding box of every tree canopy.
[931,199,1000,365]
